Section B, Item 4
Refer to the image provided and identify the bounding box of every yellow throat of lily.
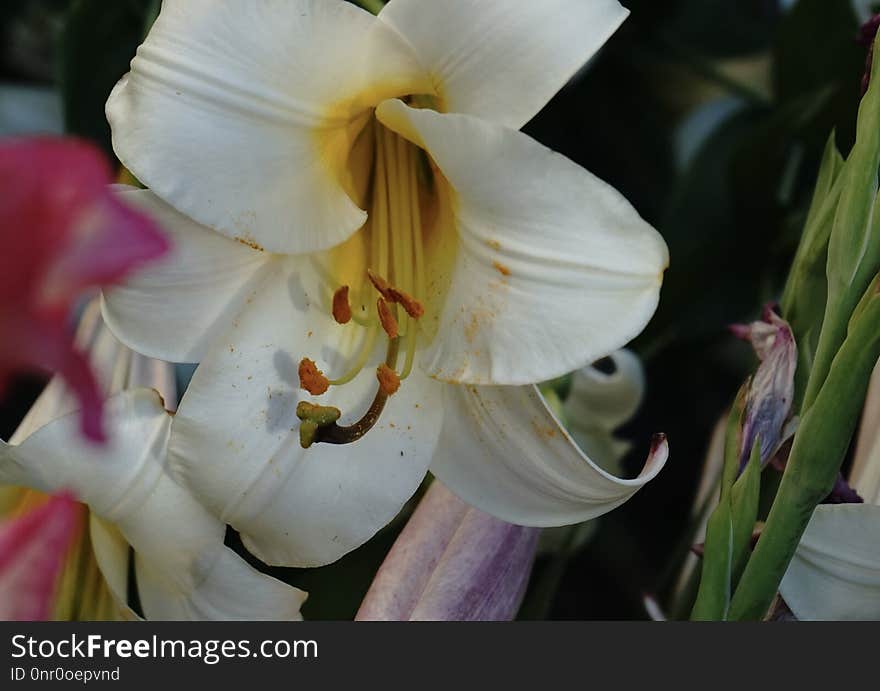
[297,101,452,449]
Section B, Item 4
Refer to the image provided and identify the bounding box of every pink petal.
[53,346,105,442]
[41,189,170,309]
[0,492,80,621]
[0,317,105,441]
[0,138,111,304]
[0,136,168,441]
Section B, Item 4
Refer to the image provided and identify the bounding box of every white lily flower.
[0,303,306,620]
[103,0,669,567]
[778,362,880,620]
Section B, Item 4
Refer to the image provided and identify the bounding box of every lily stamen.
[332,285,352,324]
[306,338,401,447]
[387,287,425,319]
[299,123,430,444]
[377,363,401,396]
[298,358,330,396]
[367,268,394,301]
[377,297,399,339]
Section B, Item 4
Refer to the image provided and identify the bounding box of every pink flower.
[0,137,168,441]
[0,492,79,621]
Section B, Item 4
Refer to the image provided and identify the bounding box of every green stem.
[728,286,880,620]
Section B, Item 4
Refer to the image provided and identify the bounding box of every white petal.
[564,349,645,467]
[107,0,429,254]
[429,383,667,526]
[0,390,174,514]
[781,504,880,620]
[134,532,306,621]
[102,190,274,363]
[379,0,628,129]
[377,101,668,385]
[169,256,444,567]
[851,359,880,504]
[88,516,140,620]
[0,390,306,621]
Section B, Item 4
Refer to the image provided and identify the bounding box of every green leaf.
[802,35,880,410]
[690,498,733,621]
[58,0,159,160]
[781,133,845,407]
[729,438,761,586]
[691,398,760,621]
[720,382,749,501]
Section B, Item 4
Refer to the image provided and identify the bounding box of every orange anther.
[298,358,330,395]
[387,287,425,319]
[377,364,401,396]
[367,269,394,301]
[332,285,352,324]
[377,297,399,339]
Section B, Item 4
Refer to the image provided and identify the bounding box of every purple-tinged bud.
[356,481,539,621]
[826,473,864,504]
[731,306,797,469]
[858,13,880,94]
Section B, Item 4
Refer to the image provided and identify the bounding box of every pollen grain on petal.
[235,236,265,252]
[298,358,330,396]
[377,297,399,339]
[492,261,511,277]
[332,285,352,324]
[377,364,401,396]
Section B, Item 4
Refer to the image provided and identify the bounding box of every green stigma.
[296,402,342,448]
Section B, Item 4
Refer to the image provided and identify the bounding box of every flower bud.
[356,481,539,621]
[732,306,797,468]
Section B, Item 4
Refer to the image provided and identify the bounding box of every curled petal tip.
[648,434,670,472]
[651,431,667,448]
